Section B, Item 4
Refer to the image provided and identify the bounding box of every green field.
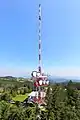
[12,93,29,102]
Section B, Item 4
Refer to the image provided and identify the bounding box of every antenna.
[30,3,49,105]
[38,4,42,74]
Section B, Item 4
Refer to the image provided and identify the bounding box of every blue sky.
[0,0,80,77]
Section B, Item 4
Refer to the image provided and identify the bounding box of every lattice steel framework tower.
[31,4,49,105]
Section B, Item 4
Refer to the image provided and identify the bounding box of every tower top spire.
[38,3,42,73]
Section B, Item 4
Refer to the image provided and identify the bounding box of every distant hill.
[0,75,80,83]
[0,76,17,79]
[48,76,80,83]
[48,76,68,83]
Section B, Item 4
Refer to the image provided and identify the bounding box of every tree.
[0,101,36,120]
[1,92,12,101]
[45,86,54,120]
[45,83,80,120]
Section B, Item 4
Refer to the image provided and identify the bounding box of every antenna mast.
[30,3,49,105]
[38,4,42,74]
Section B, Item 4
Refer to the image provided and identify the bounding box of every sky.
[0,0,80,77]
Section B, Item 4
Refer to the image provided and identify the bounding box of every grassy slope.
[12,93,29,102]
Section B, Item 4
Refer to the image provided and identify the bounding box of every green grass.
[12,93,29,102]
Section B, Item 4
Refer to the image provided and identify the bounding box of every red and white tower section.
[38,3,42,74]
[29,4,49,105]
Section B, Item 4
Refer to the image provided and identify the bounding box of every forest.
[0,77,80,120]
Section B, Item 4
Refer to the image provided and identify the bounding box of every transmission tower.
[30,4,49,105]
